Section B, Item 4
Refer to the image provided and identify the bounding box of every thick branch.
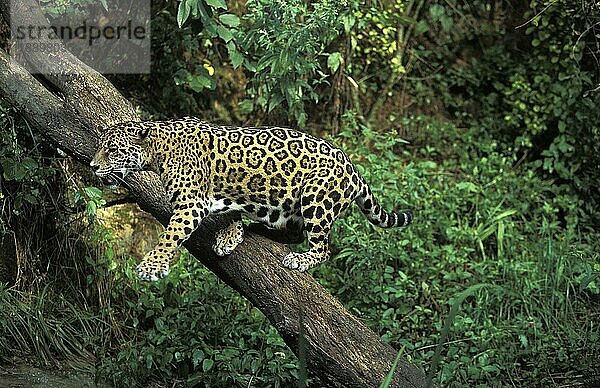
[0,0,138,130]
[0,23,425,388]
[0,51,95,160]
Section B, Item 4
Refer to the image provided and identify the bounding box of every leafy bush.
[93,249,300,386]
[427,0,600,223]
[313,116,599,386]
[240,0,345,126]
[0,102,77,286]
[0,103,56,217]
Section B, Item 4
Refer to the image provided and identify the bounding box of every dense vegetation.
[1,0,599,386]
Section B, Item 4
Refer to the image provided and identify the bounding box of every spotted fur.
[90,118,413,280]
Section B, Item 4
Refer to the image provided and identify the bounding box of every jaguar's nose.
[90,160,99,172]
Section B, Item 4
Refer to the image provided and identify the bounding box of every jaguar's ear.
[138,126,151,141]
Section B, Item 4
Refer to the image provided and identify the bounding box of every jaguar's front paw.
[213,221,244,256]
[282,252,322,272]
[213,242,233,257]
[213,236,243,256]
[136,253,170,281]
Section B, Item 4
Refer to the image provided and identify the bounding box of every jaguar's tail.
[354,178,413,229]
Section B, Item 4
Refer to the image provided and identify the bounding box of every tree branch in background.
[365,0,426,126]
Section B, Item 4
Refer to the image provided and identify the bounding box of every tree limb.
[0,0,137,130]
[0,4,426,386]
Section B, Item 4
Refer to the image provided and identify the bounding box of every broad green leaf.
[205,0,226,10]
[216,25,234,42]
[202,358,214,372]
[415,20,429,35]
[204,20,218,37]
[85,200,97,218]
[188,74,215,91]
[440,15,453,31]
[227,43,244,68]
[341,13,355,33]
[177,0,192,28]
[83,186,103,199]
[238,99,254,114]
[327,52,342,73]
[429,4,445,19]
[12,164,26,181]
[21,157,38,170]
[192,349,204,366]
[219,13,240,27]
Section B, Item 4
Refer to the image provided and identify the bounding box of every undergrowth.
[318,115,600,386]
[1,115,598,386]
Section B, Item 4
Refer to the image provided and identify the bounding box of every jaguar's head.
[90,123,151,187]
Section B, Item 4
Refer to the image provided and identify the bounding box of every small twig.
[515,0,558,29]
[511,150,529,171]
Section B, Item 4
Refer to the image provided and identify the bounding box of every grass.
[0,285,99,367]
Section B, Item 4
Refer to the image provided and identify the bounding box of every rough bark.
[0,3,426,386]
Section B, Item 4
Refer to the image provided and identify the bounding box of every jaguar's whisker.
[110,172,128,186]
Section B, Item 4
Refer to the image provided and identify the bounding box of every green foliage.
[0,104,56,217]
[425,283,502,387]
[239,0,345,126]
[144,2,243,119]
[170,0,348,126]
[349,1,409,83]
[93,251,300,386]
[174,0,242,93]
[0,227,301,385]
[149,10,213,114]
[429,0,600,222]
[73,186,106,221]
[509,1,599,212]
[315,115,599,386]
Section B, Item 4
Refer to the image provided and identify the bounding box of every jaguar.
[90,118,413,281]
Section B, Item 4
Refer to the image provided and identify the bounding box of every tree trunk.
[0,3,426,386]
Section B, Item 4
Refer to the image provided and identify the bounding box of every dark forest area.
[0,0,599,386]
